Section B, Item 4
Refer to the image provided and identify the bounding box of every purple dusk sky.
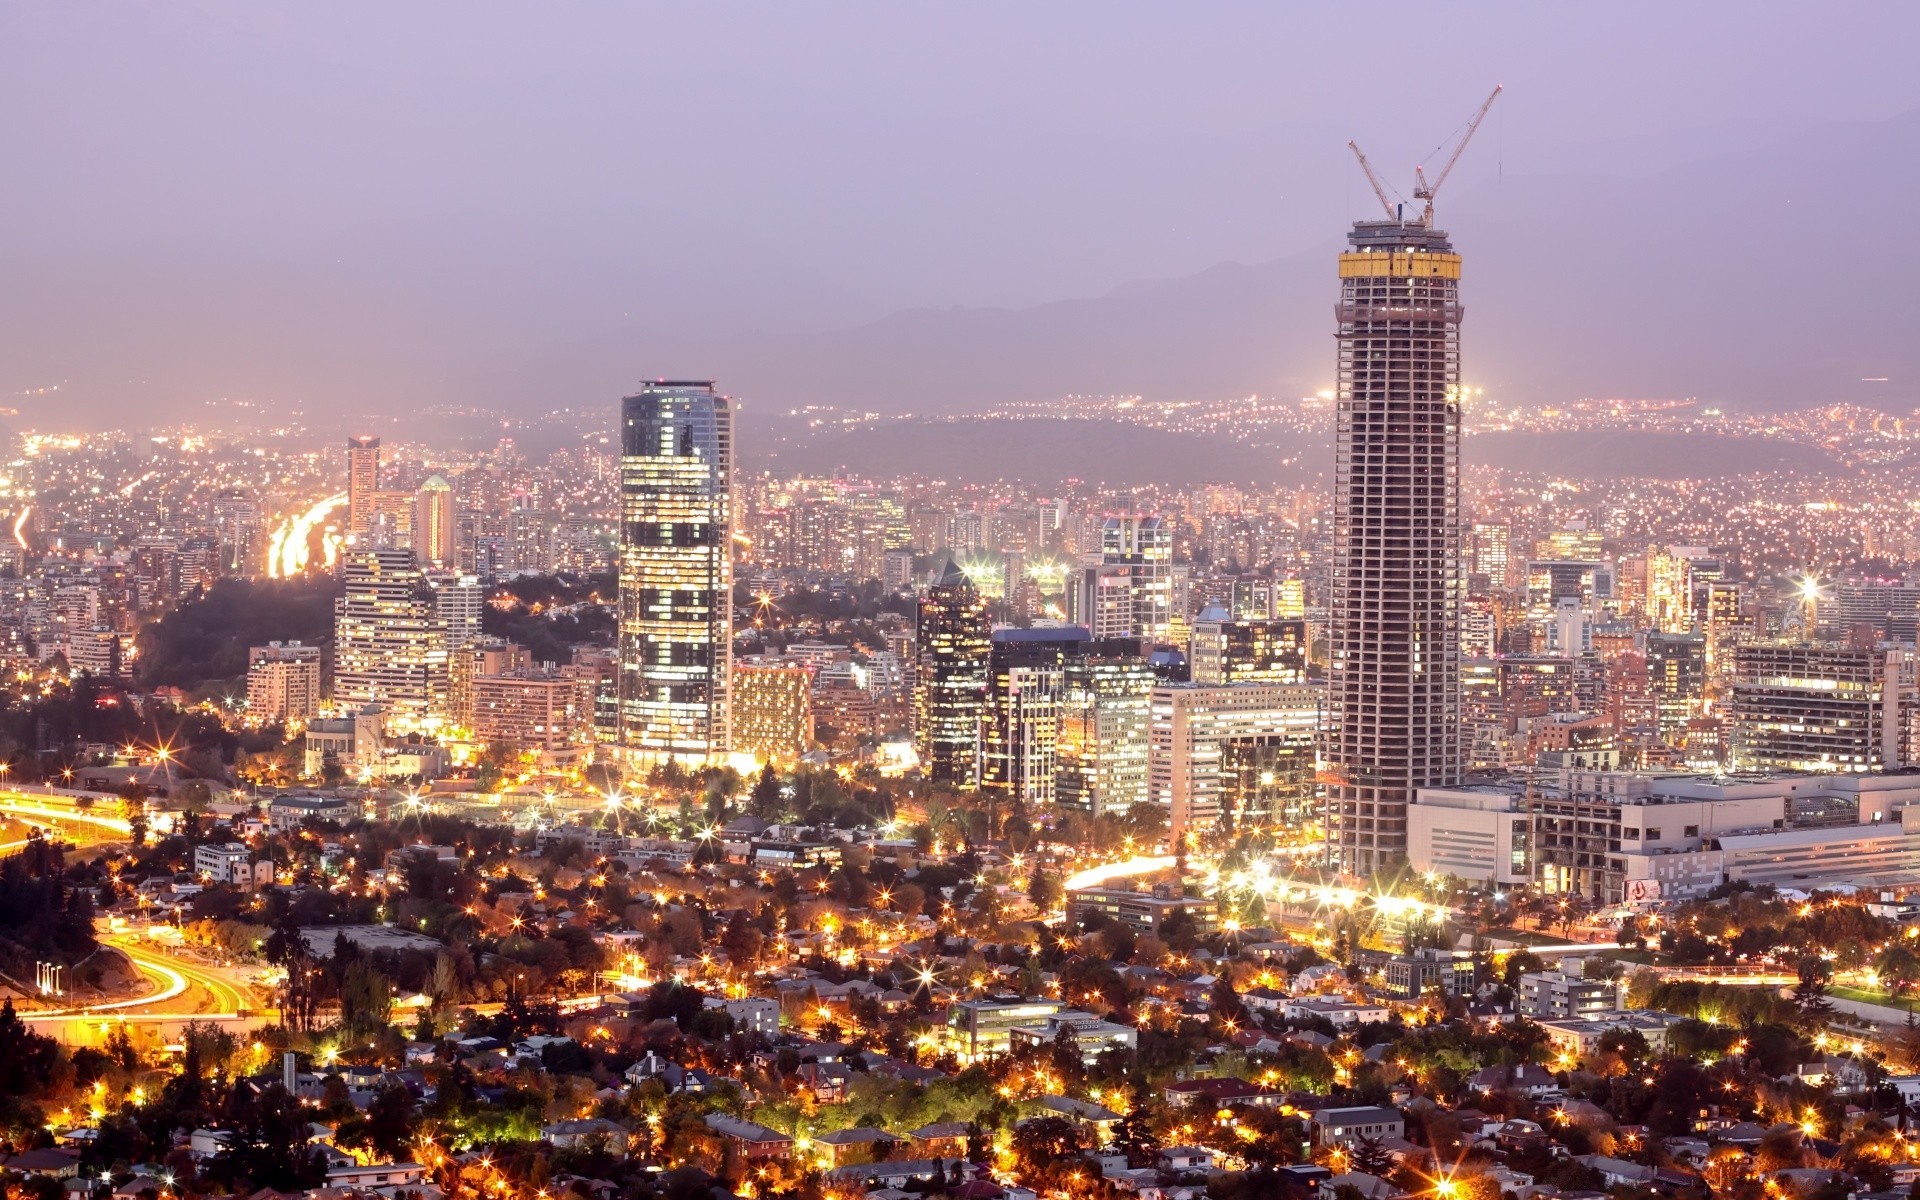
[5,3,1920,426]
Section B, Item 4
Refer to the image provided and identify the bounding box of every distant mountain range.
[501,108,1920,422]
[755,418,1841,487]
[9,109,1920,429]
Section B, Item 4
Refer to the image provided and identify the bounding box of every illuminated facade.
[1057,640,1154,818]
[980,626,1089,811]
[246,641,323,724]
[1326,220,1466,875]
[731,662,814,765]
[346,435,381,537]
[1188,610,1307,685]
[414,475,456,566]
[913,554,991,785]
[616,382,734,766]
[1152,681,1324,837]
[1071,515,1172,642]
[333,548,447,728]
[1727,642,1911,773]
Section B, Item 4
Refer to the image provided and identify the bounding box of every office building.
[1836,576,1920,644]
[1057,640,1154,818]
[1065,885,1217,938]
[615,382,734,766]
[945,997,1066,1060]
[247,641,323,724]
[1149,681,1323,836]
[346,435,381,537]
[980,626,1089,812]
[731,662,815,766]
[1727,641,1911,773]
[1406,784,1531,887]
[333,548,447,729]
[1646,631,1707,741]
[913,555,991,785]
[1072,515,1173,642]
[1517,971,1620,1020]
[1325,219,1466,875]
[1189,608,1307,685]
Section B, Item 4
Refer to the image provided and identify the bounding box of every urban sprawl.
[11,192,1920,1200]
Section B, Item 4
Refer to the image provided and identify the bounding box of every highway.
[26,933,264,1039]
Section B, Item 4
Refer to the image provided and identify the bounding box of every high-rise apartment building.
[731,662,815,766]
[1151,681,1324,837]
[415,476,456,567]
[1325,219,1466,876]
[913,555,992,785]
[427,572,484,653]
[247,641,323,724]
[1646,631,1708,741]
[346,436,382,537]
[615,382,734,766]
[333,548,447,728]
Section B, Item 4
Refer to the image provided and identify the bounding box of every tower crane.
[1346,140,1400,223]
[1412,85,1502,228]
[1346,85,1503,229]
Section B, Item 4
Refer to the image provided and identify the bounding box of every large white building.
[1405,784,1530,887]
[1148,681,1322,837]
[1407,768,1920,902]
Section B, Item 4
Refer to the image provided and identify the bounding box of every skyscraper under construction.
[1324,219,1467,876]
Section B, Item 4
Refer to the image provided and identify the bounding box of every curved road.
[28,934,261,1034]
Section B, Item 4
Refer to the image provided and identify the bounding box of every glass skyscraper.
[616,382,734,766]
[914,554,992,785]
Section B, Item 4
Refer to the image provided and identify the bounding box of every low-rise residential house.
[541,1119,628,1152]
[815,1127,898,1166]
[1158,1147,1216,1172]
[825,1160,962,1191]
[796,1060,853,1102]
[1036,1096,1124,1146]
[704,1114,793,1165]
[1163,1078,1283,1110]
[1284,997,1393,1027]
[909,1122,970,1158]
[1318,1171,1402,1200]
[1311,1106,1406,1148]
[1466,1064,1560,1098]
[324,1163,425,1190]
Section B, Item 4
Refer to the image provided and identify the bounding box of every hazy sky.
[6,3,1920,426]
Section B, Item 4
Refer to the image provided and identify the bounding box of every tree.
[339,960,393,1042]
[1350,1135,1395,1178]
[1027,862,1062,913]
[747,765,786,821]
[1877,944,1920,998]
[1794,956,1837,1025]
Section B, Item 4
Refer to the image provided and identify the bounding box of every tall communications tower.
[1326,88,1496,876]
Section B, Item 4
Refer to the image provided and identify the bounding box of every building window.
[1684,825,1698,837]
